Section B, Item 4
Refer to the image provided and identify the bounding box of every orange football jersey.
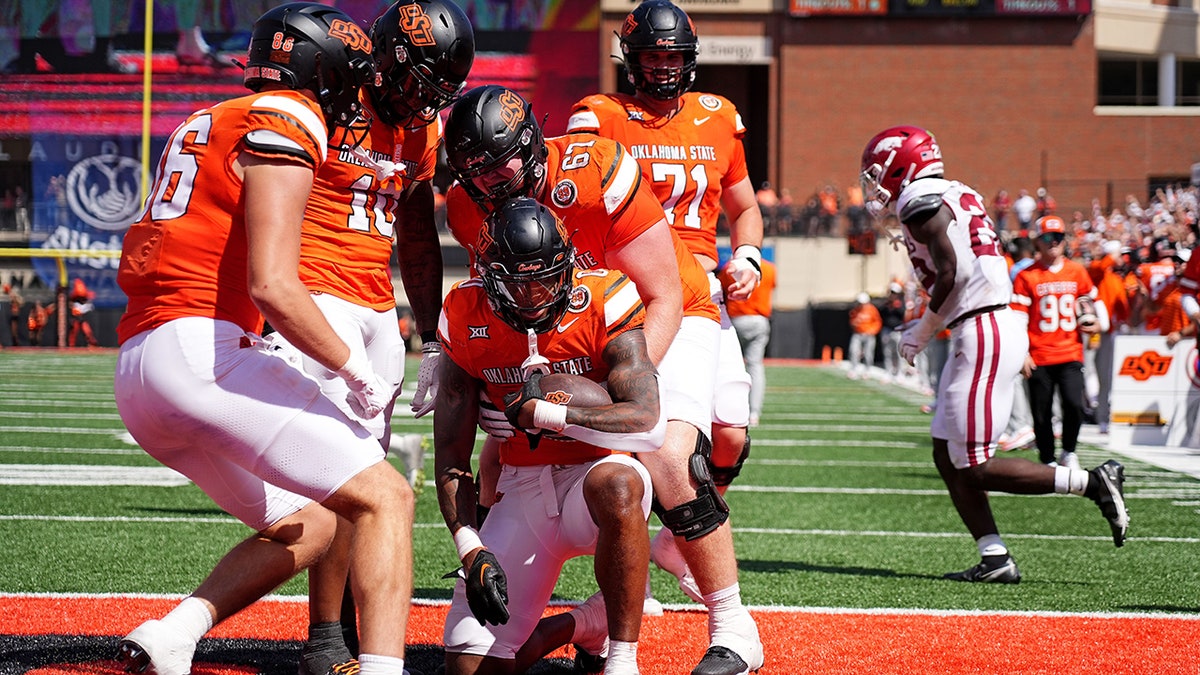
[1011,259,1096,366]
[118,91,329,343]
[567,92,749,264]
[300,96,440,310]
[1137,260,1177,303]
[438,268,645,466]
[446,133,718,323]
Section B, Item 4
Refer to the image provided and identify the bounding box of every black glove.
[503,370,545,427]
[465,549,509,626]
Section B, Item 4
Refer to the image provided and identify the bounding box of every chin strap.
[520,328,551,377]
[348,144,406,183]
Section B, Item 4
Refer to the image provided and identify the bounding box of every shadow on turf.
[740,558,933,580]
[0,635,577,675]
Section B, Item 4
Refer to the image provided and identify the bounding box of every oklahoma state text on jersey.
[566,92,748,264]
[301,97,440,310]
[1011,259,1096,366]
[446,133,718,323]
[438,269,645,466]
[118,91,328,343]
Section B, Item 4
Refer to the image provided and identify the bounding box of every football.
[1076,295,1098,329]
[539,373,612,407]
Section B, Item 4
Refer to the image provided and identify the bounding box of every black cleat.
[573,644,606,674]
[1090,460,1129,547]
[691,645,761,675]
[944,555,1021,584]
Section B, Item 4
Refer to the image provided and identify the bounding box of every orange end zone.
[4,595,1200,674]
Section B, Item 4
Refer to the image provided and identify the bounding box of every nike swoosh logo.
[693,116,710,126]
[556,318,579,333]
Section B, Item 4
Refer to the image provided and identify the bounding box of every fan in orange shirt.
[726,259,776,426]
[1011,216,1099,468]
[848,292,882,379]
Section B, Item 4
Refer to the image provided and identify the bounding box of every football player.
[565,0,762,619]
[860,126,1129,584]
[259,3,475,672]
[113,5,418,675]
[442,84,764,675]
[434,198,664,675]
[1012,215,1101,469]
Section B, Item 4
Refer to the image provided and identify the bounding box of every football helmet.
[243,2,376,146]
[369,0,475,129]
[860,126,944,219]
[476,197,575,334]
[445,85,548,208]
[618,0,698,101]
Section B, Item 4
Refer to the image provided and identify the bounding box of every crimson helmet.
[618,0,698,101]
[444,85,548,209]
[369,0,475,129]
[244,3,376,145]
[476,197,575,334]
[860,126,944,218]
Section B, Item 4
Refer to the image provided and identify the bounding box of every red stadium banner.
[789,0,888,16]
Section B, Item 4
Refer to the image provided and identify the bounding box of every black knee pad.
[651,432,730,541]
[711,433,751,487]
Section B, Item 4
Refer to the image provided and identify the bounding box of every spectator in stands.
[846,183,868,236]
[756,182,779,235]
[1036,187,1057,217]
[727,258,776,426]
[1088,239,1130,434]
[993,189,1011,231]
[1013,189,1037,231]
[847,292,881,379]
[818,184,840,236]
[776,188,795,234]
[6,284,22,346]
[999,237,1036,451]
[878,281,906,382]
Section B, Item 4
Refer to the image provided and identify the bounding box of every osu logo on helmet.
[497,90,525,131]
[329,18,372,54]
[398,5,435,47]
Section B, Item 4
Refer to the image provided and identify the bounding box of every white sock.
[358,653,405,675]
[605,639,638,674]
[976,534,1007,558]
[702,583,753,636]
[1054,465,1089,495]
[163,596,213,645]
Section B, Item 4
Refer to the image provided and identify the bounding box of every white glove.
[478,394,515,440]
[899,309,943,367]
[337,351,392,420]
[410,340,442,418]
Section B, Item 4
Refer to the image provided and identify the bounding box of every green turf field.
[1,350,1197,616]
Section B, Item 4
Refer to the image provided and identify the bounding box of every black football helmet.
[444,85,548,209]
[369,0,475,129]
[243,2,376,145]
[476,197,575,334]
[618,0,698,101]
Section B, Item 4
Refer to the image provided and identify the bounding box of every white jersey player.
[860,125,1129,583]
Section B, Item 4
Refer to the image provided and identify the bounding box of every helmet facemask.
[475,197,575,334]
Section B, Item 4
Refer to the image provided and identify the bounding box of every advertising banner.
[29,135,157,309]
[790,0,888,16]
[1109,335,1200,447]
